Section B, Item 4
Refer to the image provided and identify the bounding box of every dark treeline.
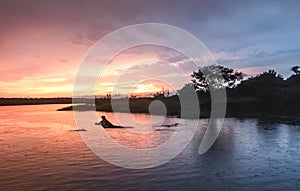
[181,65,300,119]
[4,64,294,124]
[227,69,300,117]
[0,97,86,106]
[59,65,300,124]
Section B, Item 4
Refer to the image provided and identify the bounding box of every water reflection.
[256,119,280,130]
[94,113,177,149]
[0,105,299,190]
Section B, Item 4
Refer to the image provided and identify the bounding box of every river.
[0,104,299,190]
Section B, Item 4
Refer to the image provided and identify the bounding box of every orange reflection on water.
[104,129,173,149]
[96,112,175,149]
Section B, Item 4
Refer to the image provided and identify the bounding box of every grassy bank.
[57,97,300,125]
[58,97,183,116]
[0,98,72,106]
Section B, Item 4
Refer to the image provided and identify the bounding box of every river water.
[0,104,299,191]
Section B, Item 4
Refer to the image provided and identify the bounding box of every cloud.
[58,58,68,63]
[1,0,300,96]
[113,60,192,90]
[0,72,74,97]
[69,33,92,46]
[214,47,300,67]
[0,37,4,47]
[0,65,43,82]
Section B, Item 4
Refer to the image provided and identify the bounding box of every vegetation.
[227,69,300,116]
[0,97,73,106]
[191,65,245,91]
[58,96,182,116]
[58,65,300,124]
[2,65,298,124]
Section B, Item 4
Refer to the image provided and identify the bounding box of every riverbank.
[0,98,72,106]
[0,98,87,106]
[58,97,300,125]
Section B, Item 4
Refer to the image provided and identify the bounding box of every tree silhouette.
[191,65,244,91]
[287,66,300,86]
[251,70,283,84]
[153,87,170,99]
[177,84,194,95]
[291,66,300,75]
[237,70,284,94]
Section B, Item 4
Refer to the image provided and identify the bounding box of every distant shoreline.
[0,97,91,106]
[0,98,82,106]
[57,97,300,126]
[1,97,299,125]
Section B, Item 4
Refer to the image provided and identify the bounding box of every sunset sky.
[0,0,299,97]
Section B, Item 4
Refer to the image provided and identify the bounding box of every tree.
[191,65,245,91]
[287,66,300,86]
[234,69,285,110]
[291,66,300,75]
[251,69,283,83]
[236,69,284,94]
[153,87,170,99]
[177,84,194,95]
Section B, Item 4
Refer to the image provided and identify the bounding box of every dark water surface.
[0,104,299,191]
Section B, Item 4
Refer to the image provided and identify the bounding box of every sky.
[0,0,299,97]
